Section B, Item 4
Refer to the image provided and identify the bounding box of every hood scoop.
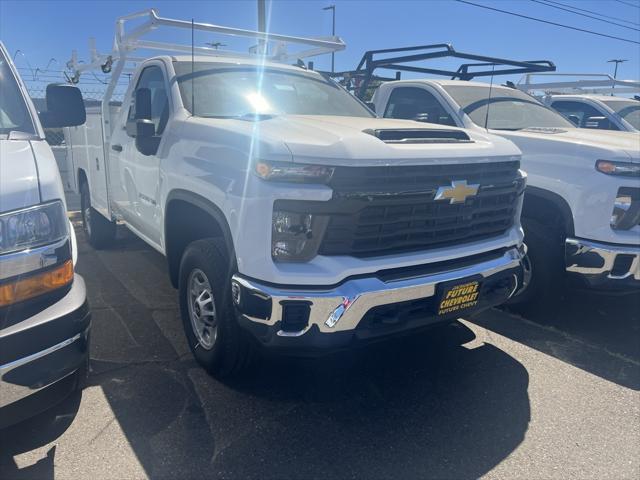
[364,128,472,144]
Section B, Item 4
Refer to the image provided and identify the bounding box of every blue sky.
[1,0,639,90]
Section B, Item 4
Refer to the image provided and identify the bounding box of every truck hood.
[193,115,521,166]
[499,127,640,162]
[0,140,40,213]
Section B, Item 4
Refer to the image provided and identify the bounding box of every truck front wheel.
[80,182,116,249]
[178,238,254,378]
[507,218,565,314]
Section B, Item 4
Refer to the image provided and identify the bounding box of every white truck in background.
[64,10,528,378]
[373,79,640,310]
[517,73,640,132]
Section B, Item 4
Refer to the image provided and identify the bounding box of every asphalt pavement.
[1,222,639,480]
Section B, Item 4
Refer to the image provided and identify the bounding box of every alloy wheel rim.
[187,268,218,350]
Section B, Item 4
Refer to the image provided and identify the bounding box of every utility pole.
[258,0,266,55]
[607,59,627,95]
[323,5,336,72]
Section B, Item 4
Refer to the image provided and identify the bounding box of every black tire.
[80,181,116,249]
[507,217,566,314]
[178,238,254,378]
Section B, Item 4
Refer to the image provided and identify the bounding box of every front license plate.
[437,280,481,316]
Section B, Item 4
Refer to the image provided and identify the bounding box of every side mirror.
[126,88,153,137]
[584,115,610,130]
[365,102,376,113]
[413,112,430,123]
[135,88,152,120]
[39,84,86,128]
[135,119,159,156]
[136,118,155,138]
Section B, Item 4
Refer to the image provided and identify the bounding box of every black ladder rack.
[327,44,556,99]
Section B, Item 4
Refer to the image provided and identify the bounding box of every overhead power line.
[529,0,640,31]
[454,0,640,45]
[613,0,640,9]
[544,0,639,26]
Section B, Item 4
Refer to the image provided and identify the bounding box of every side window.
[127,65,169,135]
[384,87,457,126]
[551,100,618,130]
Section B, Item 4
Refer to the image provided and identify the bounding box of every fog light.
[271,210,328,262]
[610,187,640,230]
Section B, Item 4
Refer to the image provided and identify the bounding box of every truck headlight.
[611,187,640,231]
[256,161,334,184]
[596,160,640,177]
[272,210,328,262]
[0,201,73,307]
[0,201,68,254]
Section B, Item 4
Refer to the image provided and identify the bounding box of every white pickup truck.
[544,95,640,133]
[0,41,89,427]
[516,73,640,132]
[64,11,528,377]
[373,80,640,309]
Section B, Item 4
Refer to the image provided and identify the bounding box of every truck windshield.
[602,100,640,130]
[442,85,574,130]
[174,62,374,118]
[0,51,36,136]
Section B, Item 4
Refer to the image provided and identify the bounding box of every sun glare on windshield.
[245,91,273,114]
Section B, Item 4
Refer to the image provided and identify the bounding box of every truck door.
[114,64,170,247]
[86,110,110,216]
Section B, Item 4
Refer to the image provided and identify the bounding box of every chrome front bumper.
[566,238,640,291]
[0,330,88,409]
[232,246,527,347]
[0,276,90,416]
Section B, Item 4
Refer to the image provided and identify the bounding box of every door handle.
[112,144,123,152]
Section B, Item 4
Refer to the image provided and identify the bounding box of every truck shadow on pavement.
[92,323,532,480]
[474,290,640,391]
[0,392,81,480]
[0,227,535,479]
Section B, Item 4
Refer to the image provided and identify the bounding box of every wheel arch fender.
[522,186,575,237]
[164,189,236,288]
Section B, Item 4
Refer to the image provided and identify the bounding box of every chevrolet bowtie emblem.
[434,180,480,204]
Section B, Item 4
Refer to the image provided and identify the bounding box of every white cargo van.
[0,41,90,428]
